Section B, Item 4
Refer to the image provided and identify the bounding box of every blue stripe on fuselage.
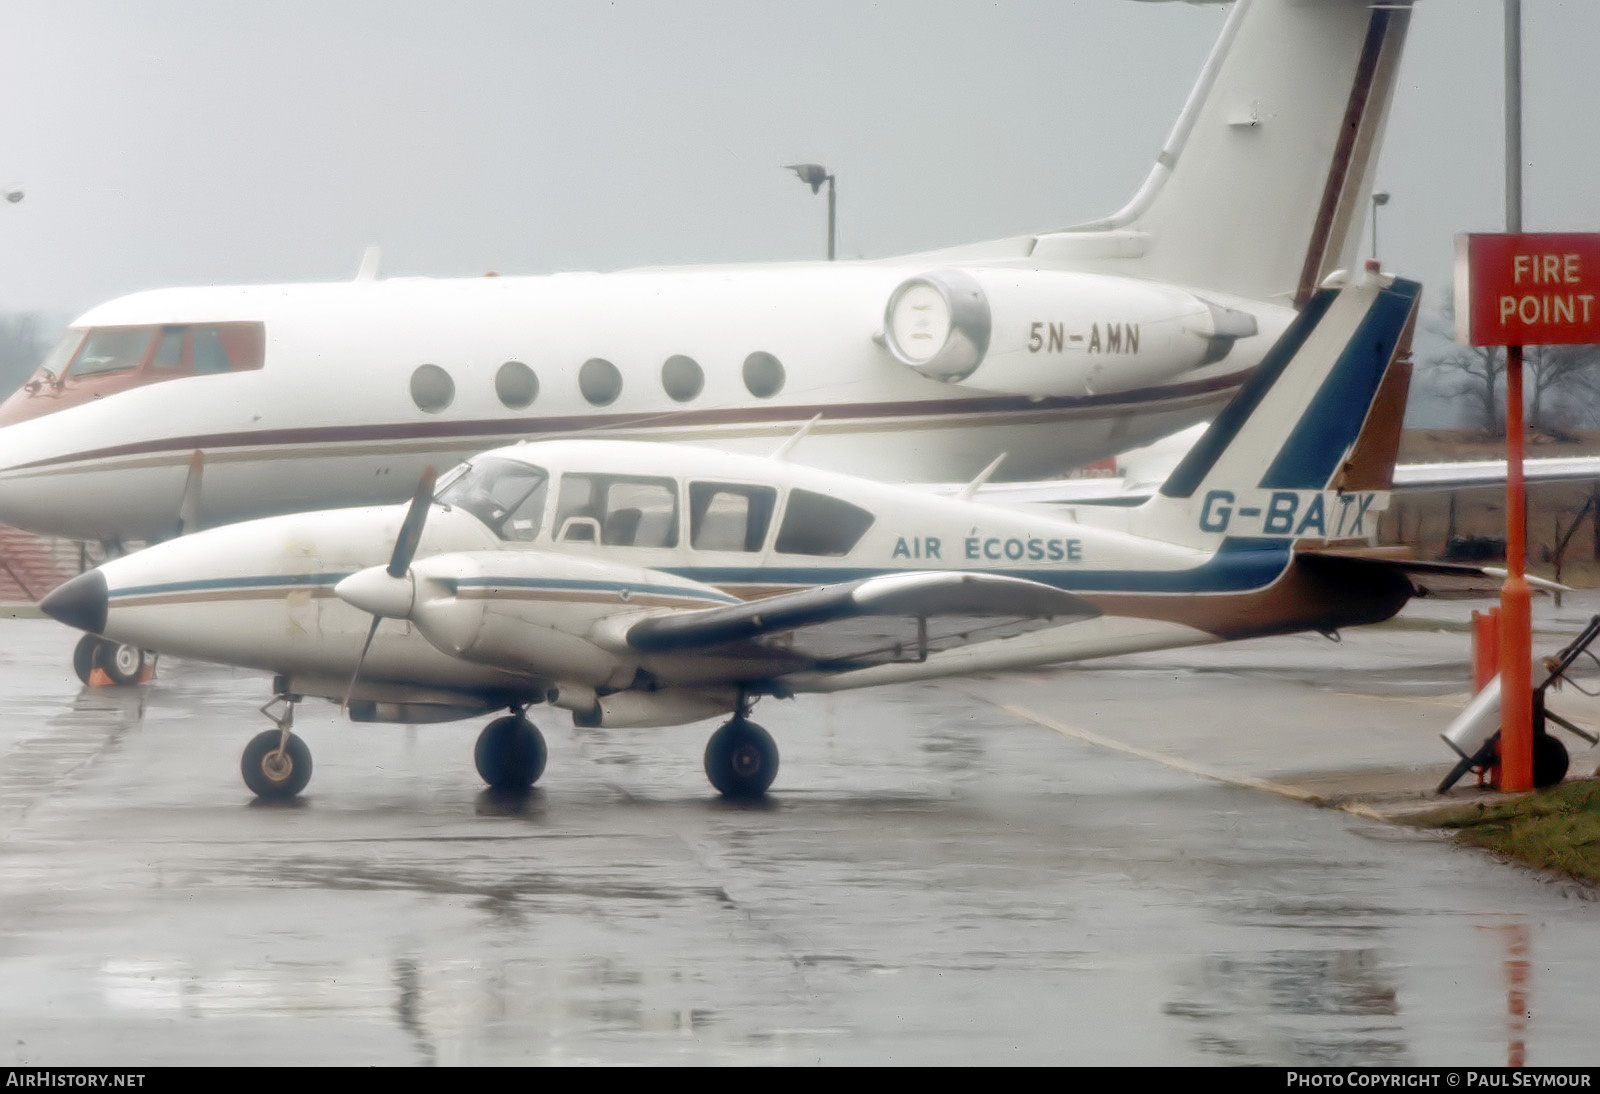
[104,539,1295,605]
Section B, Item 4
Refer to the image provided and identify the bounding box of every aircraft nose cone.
[40,570,108,635]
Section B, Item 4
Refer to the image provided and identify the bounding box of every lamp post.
[1369,191,1389,261]
[785,163,835,260]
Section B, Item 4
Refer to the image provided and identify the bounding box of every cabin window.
[554,473,678,548]
[661,355,703,402]
[774,489,874,556]
[68,328,153,377]
[742,351,785,398]
[436,458,548,541]
[496,360,538,409]
[690,482,776,552]
[579,358,622,406]
[410,364,454,413]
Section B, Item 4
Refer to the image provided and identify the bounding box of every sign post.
[1456,231,1600,790]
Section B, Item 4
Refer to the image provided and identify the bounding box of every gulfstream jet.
[0,0,1413,542]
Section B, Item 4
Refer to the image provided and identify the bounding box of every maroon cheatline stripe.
[5,370,1250,472]
[1292,8,1392,310]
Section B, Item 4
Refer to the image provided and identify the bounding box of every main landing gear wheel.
[475,714,547,791]
[241,729,313,800]
[1533,733,1569,789]
[704,718,779,799]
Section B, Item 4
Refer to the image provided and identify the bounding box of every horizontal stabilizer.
[1296,549,1568,601]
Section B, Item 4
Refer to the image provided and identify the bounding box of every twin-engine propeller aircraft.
[43,270,1521,800]
[0,0,1411,545]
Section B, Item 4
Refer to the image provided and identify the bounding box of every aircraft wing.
[956,454,1600,509]
[1391,456,1600,493]
[625,571,1099,671]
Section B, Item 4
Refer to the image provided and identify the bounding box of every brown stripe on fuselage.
[111,585,338,610]
[5,371,1251,474]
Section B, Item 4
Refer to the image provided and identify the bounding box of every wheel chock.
[84,663,157,688]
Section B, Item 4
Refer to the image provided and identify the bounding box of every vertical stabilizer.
[1130,270,1421,549]
[1045,0,1413,307]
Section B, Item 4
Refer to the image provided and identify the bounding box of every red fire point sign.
[1456,232,1600,346]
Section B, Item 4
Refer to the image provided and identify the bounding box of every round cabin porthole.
[410,363,455,413]
[579,357,623,406]
[661,355,704,402]
[495,360,539,409]
[742,351,785,398]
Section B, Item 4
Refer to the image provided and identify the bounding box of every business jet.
[0,0,1410,550]
[45,269,1533,800]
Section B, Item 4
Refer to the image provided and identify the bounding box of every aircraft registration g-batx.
[0,0,1413,543]
[42,269,1520,800]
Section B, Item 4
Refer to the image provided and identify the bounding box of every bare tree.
[1425,335,1506,436]
[1527,343,1600,437]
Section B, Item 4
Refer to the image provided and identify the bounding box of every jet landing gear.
[704,715,779,799]
[241,696,313,800]
[72,635,152,687]
[474,711,547,792]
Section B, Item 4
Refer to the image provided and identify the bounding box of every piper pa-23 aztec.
[0,0,1411,543]
[41,270,1532,800]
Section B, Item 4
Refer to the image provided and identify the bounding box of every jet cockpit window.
[436,458,548,541]
[554,474,679,548]
[30,329,84,386]
[59,323,265,380]
[69,328,154,377]
[689,482,777,552]
[774,489,875,556]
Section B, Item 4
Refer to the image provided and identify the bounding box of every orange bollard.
[1472,607,1502,694]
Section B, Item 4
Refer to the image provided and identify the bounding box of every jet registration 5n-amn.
[42,270,1513,800]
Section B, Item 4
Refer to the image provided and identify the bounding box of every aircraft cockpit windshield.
[436,457,548,542]
[0,322,266,427]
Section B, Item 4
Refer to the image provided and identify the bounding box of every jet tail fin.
[1128,268,1421,549]
[1039,0,1413,307]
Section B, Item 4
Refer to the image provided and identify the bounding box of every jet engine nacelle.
[880,268,1259,397]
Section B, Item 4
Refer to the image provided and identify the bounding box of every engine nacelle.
[881,268,1260,397]
[571,688,739,729]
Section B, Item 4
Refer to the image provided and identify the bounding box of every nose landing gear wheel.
[474,714,547,791]
[241,729,313,799]
[72,635,101,685]
[704,718,779,799]
[96,641,148,687]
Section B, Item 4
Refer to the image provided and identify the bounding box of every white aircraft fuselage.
[0,264,1285,541]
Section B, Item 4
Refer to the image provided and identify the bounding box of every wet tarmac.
[2,598,1599,1066]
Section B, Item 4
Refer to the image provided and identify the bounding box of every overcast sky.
[1,0,1596,328]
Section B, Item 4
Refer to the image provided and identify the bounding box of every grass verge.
[1412,779,1600,884]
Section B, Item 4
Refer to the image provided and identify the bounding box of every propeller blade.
[388,465,437,579]
[341,614,384,715]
